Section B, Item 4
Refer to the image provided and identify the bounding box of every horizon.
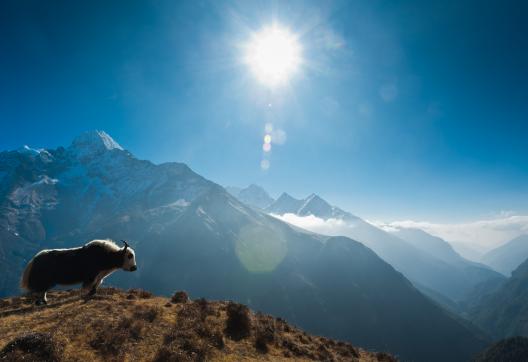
[2,0,527,239]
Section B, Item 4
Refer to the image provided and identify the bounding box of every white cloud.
[273,212,528,254]
[272,213,348,236]
[373,215,528,252]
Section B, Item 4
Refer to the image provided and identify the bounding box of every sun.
[244,25,302,87]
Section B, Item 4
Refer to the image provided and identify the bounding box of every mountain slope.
[0,288,392,361]
[391,228,504,306]
[0,131,488,361]
[473,337,528,362]
[480,235,528,276]
[468,257,528,339]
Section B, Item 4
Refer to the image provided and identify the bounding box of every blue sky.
[1,0,527,222]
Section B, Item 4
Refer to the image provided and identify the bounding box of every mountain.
[226,184,275,209]
[468,257,528,339]
[391,228,466,265]
[450,241,485,262]
[480,235,528,276]
[266,193,354,219]
[473,337,528,362]
[267,192,504,304]
[0,288,394,361]
[0,131,489,361]
[391,228,504,307]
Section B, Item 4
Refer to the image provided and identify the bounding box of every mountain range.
[230,187,504,308]
[0,131,491,361]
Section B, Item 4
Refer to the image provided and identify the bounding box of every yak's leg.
[83,270,116,298]
[82,279,97,297]
[88,281,100,296]
[35,291,47,306]
[83,276,104,297]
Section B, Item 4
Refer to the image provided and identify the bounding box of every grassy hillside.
[0,288,395,362]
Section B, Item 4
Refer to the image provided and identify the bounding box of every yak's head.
[121,240,137,272]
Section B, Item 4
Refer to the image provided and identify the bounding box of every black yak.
[20,239,137,305]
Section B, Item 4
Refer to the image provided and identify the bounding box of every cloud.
[272,213,348,236]
[373,215,528,252]
[273,212,528,254]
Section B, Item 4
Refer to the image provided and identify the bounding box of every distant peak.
[277,192,298,201]
[305,193,323,201]
[71,130,123,151]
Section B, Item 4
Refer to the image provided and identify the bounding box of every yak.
[20,239,137,305]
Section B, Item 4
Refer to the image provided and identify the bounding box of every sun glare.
[244,25,302,87]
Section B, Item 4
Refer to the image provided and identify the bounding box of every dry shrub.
[127,288,152,299]
[225,302,251,341]
[171,290,189,304]
[138,290,152,299]
[0,332,63,362]
[376,351,398,361]
[133,305,161,323]
[90,316,144,356]
[157,301,223,362]
[254,315,276,354]
[159,329,213,361]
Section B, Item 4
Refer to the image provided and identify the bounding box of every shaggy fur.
[21,239,137,305]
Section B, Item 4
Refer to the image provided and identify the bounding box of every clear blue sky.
[1,0,527,221]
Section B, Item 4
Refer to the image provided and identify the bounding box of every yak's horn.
[121,240,129,251]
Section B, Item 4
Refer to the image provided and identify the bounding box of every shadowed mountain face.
[0,132,488,361]
[480,235,528,276]
[473,337,528,362]
[469,258,528,340]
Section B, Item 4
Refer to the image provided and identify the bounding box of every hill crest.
[0,288,395,362]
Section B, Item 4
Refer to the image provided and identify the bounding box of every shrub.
[158,329,212,362]
[171,291,189,304]
[0,332,63,362]
[90,316,145,356]
[225,302,251,340]
[376,351,398,362]
[254,318,276,354]
[127,288,152,299]
[138,290,152,299]
[133,305,161,323]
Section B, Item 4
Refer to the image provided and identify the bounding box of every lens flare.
[260,159,270,170]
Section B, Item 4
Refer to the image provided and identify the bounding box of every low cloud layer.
[272,213,351,237]
[273,213,528,254]
[375,215,528,252]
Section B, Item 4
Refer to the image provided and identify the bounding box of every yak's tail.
[20,258,35,291]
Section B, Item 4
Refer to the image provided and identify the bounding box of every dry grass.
[0,288,395,361]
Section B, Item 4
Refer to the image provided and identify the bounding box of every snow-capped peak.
[72,130,123,151]
[69,130,125,159]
